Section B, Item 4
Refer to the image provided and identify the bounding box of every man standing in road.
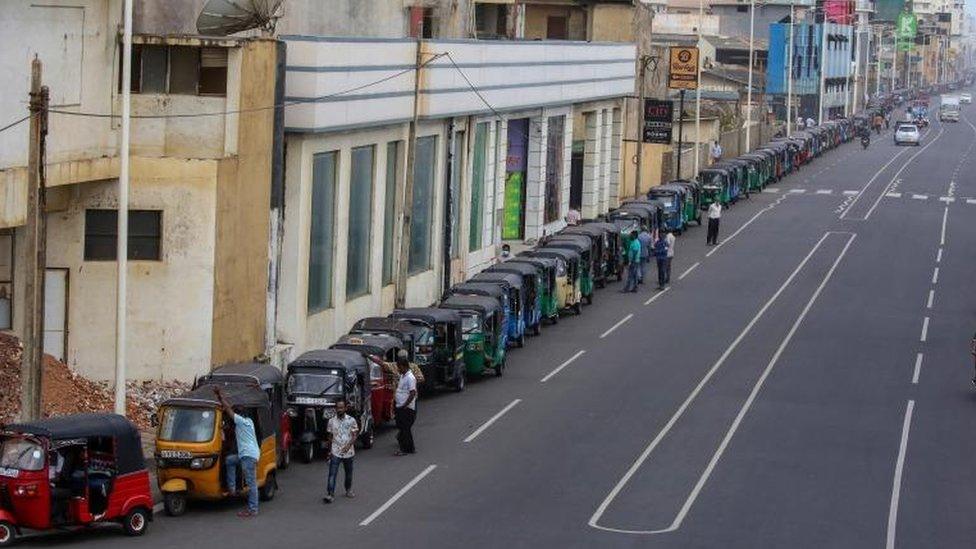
[621,230,641,293]
[653,230,675,289]
[394,352,418,456]
[214,387,260,518]
[706,201,722,245]
[637,225,653,284]
[323,399,359,503]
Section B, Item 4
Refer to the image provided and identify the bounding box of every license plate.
[0,467,19,478]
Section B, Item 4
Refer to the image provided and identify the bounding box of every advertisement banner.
[642,99,674,144]
[668,46,699,90]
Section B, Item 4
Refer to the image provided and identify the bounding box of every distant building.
[766,21,853,121]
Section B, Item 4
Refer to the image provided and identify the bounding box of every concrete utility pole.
[819,21,829,124]
[694,0,704,175]
[636,55,650,195]
[745,0,756,151]
[852,23,861,114]
[876,27,882,95]
[395,40,424,309]
[787,1,795,137]
[891,32,897,91]
[116,0,133,415]
[21,57,48,421]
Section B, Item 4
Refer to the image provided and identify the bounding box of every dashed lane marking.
[920,317,929,342]
[912,353,923,384]
[360,465,438,526]
[678,262,700,280]
[764,188,781,193]
[842,190,860,196]
[927,289,934,309]
[600,314,634,339]
[789,189,806,193]
[816,189,833,195]
[886,192,902,198]
[967,199,976,205]
[911,194,928,200]
[540,350,586,383]
[463,399,522,443]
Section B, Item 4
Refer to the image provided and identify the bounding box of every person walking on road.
[622,230,641,293]
[706,201,722,245]
[394,352,418,456]
[323,399,359,503]
[653,230,673,290]
[637,226,653,284]
[214,387,260,518]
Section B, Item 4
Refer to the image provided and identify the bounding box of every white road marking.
[939,207,948,246]
[886,192,902,198]
[540,350,586,383]
[816,189,833,194]
[967,198,976,205]
[764,188,781,193]
[912,353,923,384]
[678,262,700,280]
[589,232,854,535]
[463,399,521,443]
[789,189,806,193]
[936,247,943,263]
[911,194,928,200]
[862,126,946,220]
[600,314,634,339]
[842,190,860,195]
[360,464,438,526]
[939,196,955,203]
[926,289,934,309]
[644,286,670,305]
[839,144,916,218]
[920,317,929,342]
[706,195,787,258]
[932,267,939,285]
[885,400,916,549]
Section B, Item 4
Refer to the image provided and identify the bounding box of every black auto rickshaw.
[438,295,507,377]
[505,256,560,325]
[285,349,374,462]
[388,308,466,391]
[349,317,430,389]
[487,261,544,335]
[330,334,403,426]
[543,234,596,303]
[578,221,624,282]
[564,223,619,284]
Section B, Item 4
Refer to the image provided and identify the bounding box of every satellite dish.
[196,0,284,36]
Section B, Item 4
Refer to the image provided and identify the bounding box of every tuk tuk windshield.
[287,373,344,396]
[0,438,44,471]
[460,313,482,335]
[158,406,216,443]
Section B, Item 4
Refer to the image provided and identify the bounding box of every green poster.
[896,11,917,40]
[502,172,524,240]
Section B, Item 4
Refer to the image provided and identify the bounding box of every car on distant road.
[894,123,921,146]
[961,92,972,104]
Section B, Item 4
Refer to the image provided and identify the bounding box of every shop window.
[469,123,489,251]
[308,152,338,313]
[409,136,438,274]
[383,142,401,285]
[0,232,12,330]
[122,44,227,96]
[545,116,565,224]
[84,210,162,261]
[346,146,374,299]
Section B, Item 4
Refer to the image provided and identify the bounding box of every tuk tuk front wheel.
[279,444,291,470]
[259,471,277,501]
[301,442,315,464]
[122,507,150,536]
[0,520,16,547]
[163,492,187,517]
[453,372,466,392]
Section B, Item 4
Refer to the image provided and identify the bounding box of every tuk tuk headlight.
[14,483,39,498]
[286,407,298,418]
[189,456,217,470]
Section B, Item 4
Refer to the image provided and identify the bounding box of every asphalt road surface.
[28,100,976,549]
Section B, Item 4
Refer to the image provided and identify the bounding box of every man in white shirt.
[566,208,581,226]
[806,117,815,129]
[664,231,675,285]
[706,201,722,245]
[709,141,723,165]
[394,351,418,456]
[323,399,359,503]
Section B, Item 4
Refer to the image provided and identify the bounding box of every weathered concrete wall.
[590,4,634,42]
[523,4,588,40]
[210,40,277,367]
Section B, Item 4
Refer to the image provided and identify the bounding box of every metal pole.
[891,31,897,92]
[395,39,424,309]
[695,0,703,174]
[876,27,882,96]
[115,0,132,415]
[787,1,795,137]
[745,0,756,151]
[819,20,828,124]
[676,89,686,179]
[852,21,861,114]
[636,56,647,195]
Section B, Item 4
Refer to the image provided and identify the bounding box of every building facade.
[767,21,853,120]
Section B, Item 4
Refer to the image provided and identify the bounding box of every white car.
[961,93,972,104]
[894,123,921,146]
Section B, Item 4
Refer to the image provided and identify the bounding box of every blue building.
[767,22,854,121]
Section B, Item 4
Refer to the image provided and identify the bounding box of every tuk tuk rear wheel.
[573,302,582,315]
[279,444,291,470]
[163,492,187,517]
[0,520,16,547]
[453,372,466,392]
[301,442,315,464]
[259,471,277,501]
[123,508,150,536]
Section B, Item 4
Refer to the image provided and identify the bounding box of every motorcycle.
[861,135,870,149]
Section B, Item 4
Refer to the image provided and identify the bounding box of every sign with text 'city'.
[642,99,674,144]
[668,46,699,90]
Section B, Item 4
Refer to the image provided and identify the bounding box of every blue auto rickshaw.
[646,184,687,234]
[486,262,543,336]
[447,281,521,348]
[471,271,528,347]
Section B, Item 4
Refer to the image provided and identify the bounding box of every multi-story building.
[766,21,853,121]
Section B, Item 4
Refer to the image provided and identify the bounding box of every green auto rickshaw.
[521,247,583,315]
[739,154,766,192]
[699,167,733,208]
[507,256,560,324]
[543,234,596,303]
[669,179,703,225]
[575,221,624,282]
[438,295,507,377]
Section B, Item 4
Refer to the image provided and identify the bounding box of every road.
[31,101,976,548]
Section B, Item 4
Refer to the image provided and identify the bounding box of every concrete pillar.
[524,115,547,241]
[494,119,508,247]
[598,109,612,214]
[609,107,622,209]
[561,113,573,222]
[581,110,603,219]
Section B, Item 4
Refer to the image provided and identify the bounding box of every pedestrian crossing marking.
[842,190,859,196]
[887,192,902,198]
[815,189,833,194]
[789,189,806,193]
[911,194,928,200]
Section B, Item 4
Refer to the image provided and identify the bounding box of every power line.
[0,115,29,135]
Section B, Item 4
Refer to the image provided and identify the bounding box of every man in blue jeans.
[621,231,642,292]
[323,399,359,503]
[215,387,260,518]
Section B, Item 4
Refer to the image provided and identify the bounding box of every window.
[450,131,465,259]
[0,231,11,330]
[346,146,374,299]
[545,116,565,224]
[409,136,437,274]
[308,152,338,313]
[410,7,439,38]
[84,210,162,261]
[123,44,228,96]
[383,142,401,285]
[547,16,568,39]
[469,123,489,251]
[475,3,509,38]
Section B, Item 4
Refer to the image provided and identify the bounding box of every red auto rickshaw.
[0,413,153,545]
[329,334,402,427]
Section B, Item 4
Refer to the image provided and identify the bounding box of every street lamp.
[745,0,756,151]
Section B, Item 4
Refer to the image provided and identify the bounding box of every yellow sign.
[668,46,700,90]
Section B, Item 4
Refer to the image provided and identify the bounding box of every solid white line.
[920,317,929,342]
[816,189,833,194]
[540,350,586,383]
[678,262,700,280]
[705,196,785,258]
[939,207,948,246]
[926,289,934,309]
[936,248,943,263]
[644,286,670,306]
[843,190,860,195]
[789,189,806,193]
[862,126,946,220]
[912,353,923,384]
[886,400,916,549]
[463,399,521,443]
[886,192,902,198]
[600,313,634,339]
[932,267,939,285]
[589,232,849,534]
[359,464,437,526]
[839,144,915,218]
[911,194,928,200]
[967,198,976,205]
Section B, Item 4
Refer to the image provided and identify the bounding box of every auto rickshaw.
[506,256,560,324]
[471,271,533,338]
[668,179,703,225]
[720,159,751,200]
[285,349,374,462]
[448,281,518,347]
[620,200,665,231]
[330,333,402,425]
[349,316,432,391]
[699,167,733,208]
[577,221,624,282]
[738,155,765,192]
[388,308,466,391]
[647,184,688,233]
[487,261,544,335]
[438,295,507,377]
[156,383,278,515]
[543,235,595,304]
[195,362,293,469]
[552,228,608,289]
[520,247,583,315]
[0,414,154,544]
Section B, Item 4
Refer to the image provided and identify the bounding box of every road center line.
[839,142,915,219]
[939,207,948,246]
[932,267,939,285]
[600,313,634,339]
[936,248,943,263]
[912,353,923,384]
[862,126,946,220]
[540,350,586,383]
[644,286,670,305]
[463,399,521,443]
[920,317,929,342]
[926,289,934,309]
[678,262,700,280]
[360,464,438,526]
[589,232,852,535]
[886,400,916,549]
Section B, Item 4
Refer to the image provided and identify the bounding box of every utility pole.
[852,22,861,114]
[694,0,704,175]
[787,1,795,137]
[21,57,48,421]
[819,20,829,124]
[876,27,882,96]
[636,55,650,196]
[116,0,133,415]
[395,39,424,309]
[745,0,756,151]
[891,32,897,92]
[676,89,686,179]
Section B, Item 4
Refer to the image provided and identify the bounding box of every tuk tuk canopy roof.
[488,261,539,280]
[440,294,503,316]
[4,413,145,475]
[288,349,369,377]
[524,247,580,263]
[351,317,427,340]
[332,333,403,356]
[201,362,283,388]
[450,281,508,300]
[390,307,462,326]
[165,383,270,410]
[471,271,523,289]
